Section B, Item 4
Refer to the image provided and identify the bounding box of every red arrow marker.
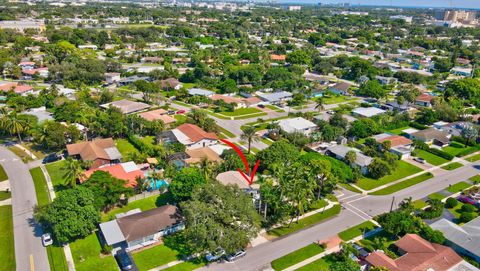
[220,139,261,185]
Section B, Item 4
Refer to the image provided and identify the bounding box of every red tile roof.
[83,163,143,188]
[176,123,218,142]
[377,135,412,147]
[138,109,176,124]
[416,93,434,102]
[270,54,286,61]
[0,82,33,94]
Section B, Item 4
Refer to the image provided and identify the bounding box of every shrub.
[445,198,458,208]
[410,122,428,130]
[427,147,454,161]
[449,141,465,148]
[460,212,476,223]
[461,204,476,213]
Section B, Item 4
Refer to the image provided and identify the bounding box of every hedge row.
[426,147,454,161]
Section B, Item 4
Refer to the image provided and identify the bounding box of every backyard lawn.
[356,161,422,190]
[338,221,377,241]
[271,243,325,271]
[416,150,449,166]
[387,126,410,135]
[447,182,471,193]
[322,95,355,105]
[0,206,15,271]
[115,138,140,158]
[268,205,341,237]
[0,165,7,181]
[441,162,463,171]
[70,232,117,271]
[132,245,180,271]
[30,167,50,207]
[101,193,173,222]
[45,160,69,191]
[369,173,433,195]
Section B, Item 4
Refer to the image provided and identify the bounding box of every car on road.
[43,153,62,164]
[176,110,186,114]
[226,249,246,262]
[41,233,53,246]
[205,247,226,262]
[257,104,265,108]
[413,157,426,164]
[115,251,134,271]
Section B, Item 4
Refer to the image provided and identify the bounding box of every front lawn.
[356,161,422,190]
[268,204,341,237]
[0,191,11,201]
[339,183,362,193]
[466,154,480,162]
[322,95,354,105]
[413,200,428,209]
[101,193,173,222]
[441,162,463,171]
[294,254,336,271]
[45,160,69,191]
[0,206,15,271]
[132,245,180,271]
[161,259,206,271]
[218,107,262,116]
[70,232,118,271]
[442,143,477,157]
[469,175,480,184]
[416,150,449,166]
[428,192,446,201]
[369,173,433,195]
[47,245,68,271]
[30,167,50,207]
[447,182,471,193]
[448,202,465,219]
[217,126,235,138]
[338,221,377,241]
[0,165,7,181]
[7,145,33,162]
[271,243,325,271]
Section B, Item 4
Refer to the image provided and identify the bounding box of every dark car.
[457,196,476,205]
[115,251,133,271]
[43,153,62,164]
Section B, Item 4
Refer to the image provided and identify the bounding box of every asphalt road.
[200,161,480,271]
[0,146,49,271]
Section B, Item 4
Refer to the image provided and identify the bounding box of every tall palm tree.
[240,126,260,154]
[199,157,215,181]
[62,157,85,187]
[4,111,27,142]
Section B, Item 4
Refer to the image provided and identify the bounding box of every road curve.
[0,146,49,271]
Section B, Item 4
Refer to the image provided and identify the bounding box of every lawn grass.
[466,154,480,162]
[447,182,471,193]
[45,160,69,191]
[47,245,68,271]
[469,175,480,184]
[339,183,362,193]
[448,202,464,219]
[416,149,449,166]
[172,100,193,108]
[70,232,117,271]
[322,95,355,105]
[101,193,173,222]
[161,259,206,271]
[0,191,11,201]
[0,165,7,181]
[174,114,187,124]
[0,205,15,271]
[268,204,341,237]
[217,107,262,117]
[387,126,410,135]
[233,112,268,120]
[271,243,325,271]
[217,126,235,138]
[30,167,50,207]
[428,192,446,201]
[356,161,422,190]
[115,138,140,158]
[369,173,433,195]
[132,245,180,271]
[294,254,335,271]
[7,145,33,162]
[413,200,428,209]
[261,137,273,146]
[442,143,477,157]
[441,162,463,171]
[338,221,377,241]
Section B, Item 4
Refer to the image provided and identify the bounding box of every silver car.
[226,249,246,262]
[41,233,53,247]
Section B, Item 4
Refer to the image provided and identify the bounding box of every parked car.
[205,247,225,262]
[41,233,53,247]
[226,249,246,262]
[413,157,426,164]
[115,251,134,271]
[352,243,369,259]
[457,196,476,205]
[43,153,62,164]
[168,110,175,115]
[257,104,265,108]
[176,110,186,114]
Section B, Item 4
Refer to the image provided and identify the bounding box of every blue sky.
[278,0,480,9]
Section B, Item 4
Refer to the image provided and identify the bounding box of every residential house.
[66,138,122,169]
[216,171,260,203]
[159,78,182,90]
[373,133,414,158]
[21,67,49,79]
[99,205,184,253]
[117,76,150,87]
[270,54,286,62]
[101,99,151,115]
[257,91,293,105]
[375,75,398,85]
[431,217,480,263]
[211,94,246,108]
[83,161,144,188]
[329,82,352,95]
[451,67,473,77]
[442,121,474,137]
[138,109,176,126]
[0,82,34,95]
[415,93,435,107]
[184,147,223,165]
[326,145,373,174]
[365,234,474,271]
[18,61,36,70]
[352,107,386,118]
[384,101,411,112]
[187,88,214,97]
[411,128,450,147]
[277,117,317,135]
[140,57,164,63]
[161,123,218,150]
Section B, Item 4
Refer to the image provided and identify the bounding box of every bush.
[410,122,428,130]
[445,198,458,208]
[460,212,476,223]
[427,147,454,161]
[461,204,476,213]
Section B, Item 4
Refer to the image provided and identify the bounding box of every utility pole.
[389,196,395,212]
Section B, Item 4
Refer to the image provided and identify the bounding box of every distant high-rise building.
[443,10,477,22]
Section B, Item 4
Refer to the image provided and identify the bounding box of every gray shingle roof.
[430,217,480,258]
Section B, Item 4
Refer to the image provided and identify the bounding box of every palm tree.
[3,111,27,142]
[199,157,214,180]
[315,97,325,111]
[240,126,260,154]
[62,157,85,187]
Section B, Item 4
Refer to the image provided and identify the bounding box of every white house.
[351,107,386,118]
[278,117,317,135]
